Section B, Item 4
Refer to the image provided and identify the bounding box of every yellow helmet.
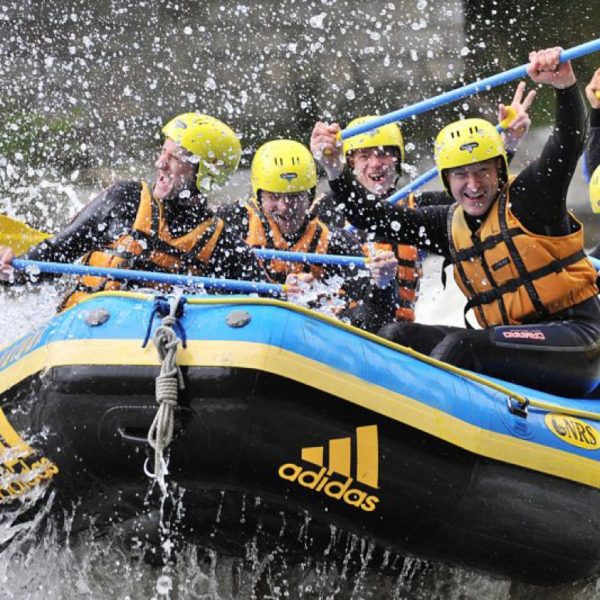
[162,113,242,191]
[434,118,507,192]
[590,164,600,214]
[251,140,317,197]
[343,116,405,165]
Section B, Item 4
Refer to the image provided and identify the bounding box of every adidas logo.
[278,425,380,512]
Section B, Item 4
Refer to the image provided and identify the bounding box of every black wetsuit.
[17,181,266,288]
[218,201,400,333]
[587,107,600,259]
[333,84,600,398]
[312,180,455,229]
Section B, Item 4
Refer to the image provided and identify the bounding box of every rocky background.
[0,0,598,239]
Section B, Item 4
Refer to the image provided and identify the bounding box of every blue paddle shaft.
[12,259,284,295]
[12,254,600,292]
[590,256,600,271]
[254,248,367,268]
[341,38,600,141]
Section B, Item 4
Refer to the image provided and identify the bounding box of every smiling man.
[0,112,265,308]
[312,117,406,230]
[218,138,401,333]
[312,48,600,398]
[311,87,533,325]
[311,117,424,323]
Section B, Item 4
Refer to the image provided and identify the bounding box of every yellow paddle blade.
[0,215,51,254]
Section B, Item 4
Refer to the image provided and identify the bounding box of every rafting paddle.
[11,258,286,295]
[339,38,600,141]
[0,214,369,268]
[0,215,51,254]
[3,214,600,273]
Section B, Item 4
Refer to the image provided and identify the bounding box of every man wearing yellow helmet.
[0,113,265,307]
[314,48,600,398]
[311,85,534,324]
[585,68,600,257]
[312,116,406,228]
[218,139,400,332]
[311,117,423,324]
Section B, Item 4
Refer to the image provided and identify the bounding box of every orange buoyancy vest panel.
[448,185,599,328]
[245,201,329,281]
[362,241,420,322]
[360,193,421,322]
[60,182,224,310]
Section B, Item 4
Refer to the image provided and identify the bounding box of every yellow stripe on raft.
[1,336,600,489]
[54,292,600,422]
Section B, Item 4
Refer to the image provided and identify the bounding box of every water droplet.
[309,13,326,29]
[155,575,172,595]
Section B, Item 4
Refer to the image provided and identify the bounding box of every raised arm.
[0,182,139,283]
[510,48,588,232]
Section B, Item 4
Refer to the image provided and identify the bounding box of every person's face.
[348,147,398,195]
[446,158,501,217]
[261,191,312,236]
[153,138,197,201]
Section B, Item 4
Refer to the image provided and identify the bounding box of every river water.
[1,178,600,599]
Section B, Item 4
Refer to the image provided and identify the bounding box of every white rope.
[147,295,185,493]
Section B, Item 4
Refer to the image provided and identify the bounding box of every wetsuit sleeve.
[310,191,350,228]
[586,108,600,175]
[330,170,451,258]
[413,190,454,207]
[509,83,588,234]
[216,201,251,241]
[208,227,270,286]
[20,182,140,263]
[326,228,400,333]
[12,181,140,283]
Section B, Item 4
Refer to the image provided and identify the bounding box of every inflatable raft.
[1,291,600,584]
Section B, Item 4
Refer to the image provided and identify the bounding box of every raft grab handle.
[118,427,151,445]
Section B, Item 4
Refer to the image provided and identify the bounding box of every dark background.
[0,0,597,221]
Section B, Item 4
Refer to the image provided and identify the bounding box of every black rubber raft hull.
[5,362,600,585]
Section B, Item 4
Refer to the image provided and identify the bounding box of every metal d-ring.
[507,395,529,419]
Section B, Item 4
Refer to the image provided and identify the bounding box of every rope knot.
[155,375,180,402]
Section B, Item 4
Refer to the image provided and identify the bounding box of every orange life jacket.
[60,182,224,310]
[361,193,420,322]
[362,241,420,322]
[244,200,329,282]
[448,184,598,327]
